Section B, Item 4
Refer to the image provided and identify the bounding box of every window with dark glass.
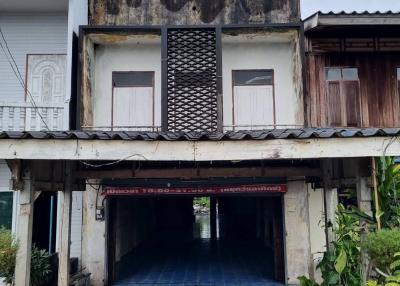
[0,192,13,229]
[232,70,275,130]
[325,67,361,127]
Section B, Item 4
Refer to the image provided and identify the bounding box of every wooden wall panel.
[306,53,400,128]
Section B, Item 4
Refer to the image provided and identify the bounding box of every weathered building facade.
[2,2,400,286]
[76,1,308,285]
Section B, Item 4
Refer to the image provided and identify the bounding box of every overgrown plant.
[376,157,400,229]
[299,204,362,286]
[0,227,18,285]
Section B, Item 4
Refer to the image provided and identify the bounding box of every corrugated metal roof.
[0,128,399,141]
[304,10,400,32]
[316,11,400,16]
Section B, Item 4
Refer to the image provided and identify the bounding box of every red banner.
[102,184,286,196]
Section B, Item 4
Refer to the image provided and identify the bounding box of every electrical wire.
[80,154,148,168]
[0,26,50,130]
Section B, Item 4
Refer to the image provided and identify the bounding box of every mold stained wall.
[92,35,162,129]
[89,0,300,26]
[222,31,303,128]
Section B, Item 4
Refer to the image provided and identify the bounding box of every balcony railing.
[82,125,162,132]
[0,102,68,131]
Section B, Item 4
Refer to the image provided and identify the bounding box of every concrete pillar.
[357,176,372,217]
[357,175,372,284]
[324,188,338,246]
[322,159,338,248]
[14,167,34,286]
[307,187,327,283]
[284,179,312,284]
[58,162,73,286]
[82,180,106,286]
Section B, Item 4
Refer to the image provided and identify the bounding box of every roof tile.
[0,128,399,142]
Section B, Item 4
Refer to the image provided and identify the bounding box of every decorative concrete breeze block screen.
[166,28,218,132]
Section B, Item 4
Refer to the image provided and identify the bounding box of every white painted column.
[14,167,34,286]
[284,179,312,284]
[58,162,73,286]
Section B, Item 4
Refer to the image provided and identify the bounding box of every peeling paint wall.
[89,0,300,25]
[81,37,95,127]
[284,180,312,284]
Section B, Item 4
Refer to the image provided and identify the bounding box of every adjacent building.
[0,0,87,284]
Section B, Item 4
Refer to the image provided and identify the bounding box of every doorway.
[107,195,285,285]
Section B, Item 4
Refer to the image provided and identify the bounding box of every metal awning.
[304,11,400,35]
[0,128,399,161]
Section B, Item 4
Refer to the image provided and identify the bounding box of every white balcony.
[0,102,68,131]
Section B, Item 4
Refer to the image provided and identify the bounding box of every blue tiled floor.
[113,238,283,286]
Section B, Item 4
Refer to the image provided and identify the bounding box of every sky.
[301,0,400,19]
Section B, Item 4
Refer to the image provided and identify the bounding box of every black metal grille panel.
[167,28,218,132]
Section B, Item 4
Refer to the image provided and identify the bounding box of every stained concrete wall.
[89,0,300,25]
[285,180,312,284]
[307,187,327,283]
[82,182,106,286]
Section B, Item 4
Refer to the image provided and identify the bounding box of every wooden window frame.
[325,67,362,127]
[111,71,155,131]
[231,69,276,131]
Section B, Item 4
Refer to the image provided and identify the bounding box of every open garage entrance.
[105,184,286,286]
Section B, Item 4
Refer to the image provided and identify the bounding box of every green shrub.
[367,252,400,286]
[364,229,400,273]
[0,227,18,284]
[30,246,52,286]
[0,228,51,286]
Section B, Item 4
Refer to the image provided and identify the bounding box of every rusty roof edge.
[303,10,400,31]
[0,128,399,141]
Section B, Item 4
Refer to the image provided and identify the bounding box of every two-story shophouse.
[2,2,400,286]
